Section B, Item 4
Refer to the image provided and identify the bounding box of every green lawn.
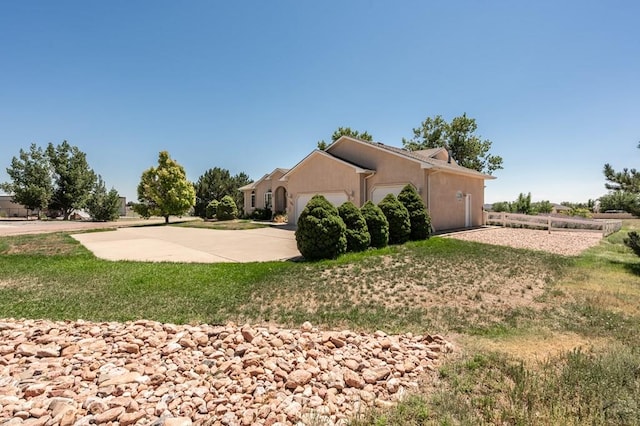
[1,221,639,425]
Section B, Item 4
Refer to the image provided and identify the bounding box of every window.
[264,190,272,209]
[250,191,255,208]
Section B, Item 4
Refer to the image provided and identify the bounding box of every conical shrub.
[295,195,347,260]
[338,201,371,252]
[360,201,389,248]
[397,184,431,240]
[378,194,410,245]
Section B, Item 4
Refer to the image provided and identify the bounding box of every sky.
[1,1,638,204]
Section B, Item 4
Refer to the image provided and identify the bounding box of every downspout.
[364,171,376,204]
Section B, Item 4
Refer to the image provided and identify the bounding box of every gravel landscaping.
[445,226,604,256]
[0,319,452,426]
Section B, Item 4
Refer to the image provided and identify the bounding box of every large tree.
[0,143,53,218]
[193,167,251,218]
[402,114,503,175]
[46,141,97,220]
[136,151,196,223]
[602,142,640,215]
[317,127,373,150]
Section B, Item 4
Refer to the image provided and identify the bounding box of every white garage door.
[294,192,348,224]
[371,185,408,204]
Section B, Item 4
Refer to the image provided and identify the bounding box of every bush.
[624,231,640,257]
[205,200,219,219]
[295,195,347,260]
[338,201,371,252]
[216,195,238,220]
[86,178,121,222]
[360,201,389,248]
[250,208,272,221]
[397,184,431,240]
[378,194,411,245]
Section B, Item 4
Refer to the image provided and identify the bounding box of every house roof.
[327,136,495,180]
[279,149,374,181]
[238,168,292,191]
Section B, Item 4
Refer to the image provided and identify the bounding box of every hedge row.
[295,185,432,260]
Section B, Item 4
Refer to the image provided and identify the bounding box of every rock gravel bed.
[0,319,452,426]
[446,227,603,256]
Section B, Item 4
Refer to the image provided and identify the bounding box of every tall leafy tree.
[86,176,121,221]
[193,167,252,218]
[402,114,503,175]
[602,143,640,215]
[317,127,373,150]
[0,143,53,218]
[46,141,97,220]
[136,151,196,223]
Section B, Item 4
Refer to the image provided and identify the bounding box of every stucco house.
[239,136,495,231]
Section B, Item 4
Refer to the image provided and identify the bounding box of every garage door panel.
[371,185,407,204]
[295,192,348,224]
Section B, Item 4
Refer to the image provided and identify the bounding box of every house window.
[264,190,272,209]
[250,191,255,208]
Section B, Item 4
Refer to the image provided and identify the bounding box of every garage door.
[294,192,349,224]
[371,185,408,204]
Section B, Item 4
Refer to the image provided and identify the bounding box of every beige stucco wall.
[427,171,485,231]
[284,153,362,219]
[329,142,427,205]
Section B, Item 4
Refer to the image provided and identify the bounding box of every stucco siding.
[329,142,428,202]
[427,172,485,231]
[284,154,361,221]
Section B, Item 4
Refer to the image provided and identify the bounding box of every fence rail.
[484,212,622,237]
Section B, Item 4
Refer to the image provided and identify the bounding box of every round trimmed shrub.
[295,195,347,260]
[216,195,238,220]
[338,201,370,252]
[378,194,410,245]
[397,184,431,240]
[205,200,219,219]
[360,201,389,248]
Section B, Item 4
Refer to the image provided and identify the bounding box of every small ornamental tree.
[216,196,238,220]
[86,176,121,221]
[295,195,347,260]
[397,184,431,240]
[378,194,411,245]
[338,201,370,252]
[360,201,389,248]
[205,200,219,219]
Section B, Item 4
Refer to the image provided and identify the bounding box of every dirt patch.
[469,332,609,366]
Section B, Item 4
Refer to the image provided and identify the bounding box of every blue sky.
[1,1,638,204]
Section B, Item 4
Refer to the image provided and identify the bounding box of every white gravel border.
[444,227,603,256]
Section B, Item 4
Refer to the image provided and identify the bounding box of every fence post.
[502,212,506,227]
[548,216,551,234]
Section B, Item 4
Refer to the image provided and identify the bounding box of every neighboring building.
[240,136,496,231]
[0,195,30,217]
[0,195,127,218]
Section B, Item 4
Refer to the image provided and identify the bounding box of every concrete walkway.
[71,226,301,263]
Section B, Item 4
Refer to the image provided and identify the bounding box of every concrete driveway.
[71,226,300,263]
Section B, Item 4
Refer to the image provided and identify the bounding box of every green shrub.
[397,184,431,240]
[205,200,219,219]
[295,195,347,260]
[338,201,370,252]
[360,201,389,248]
[624,231,640,257]
[216,195,238,220]
[378,194,411,245]
[250,208,272,220]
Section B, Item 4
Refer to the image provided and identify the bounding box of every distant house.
[0,195,29,217]
[239,136,496,231]
[0,195,127,218]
